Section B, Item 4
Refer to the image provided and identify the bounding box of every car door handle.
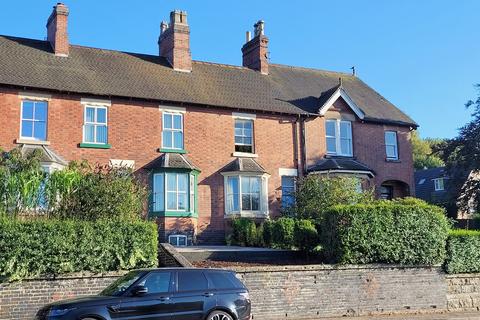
[203,292,214,297]
[158,296,170,301]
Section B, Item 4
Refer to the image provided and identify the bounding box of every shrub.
[320,201,450,265]
[0,218,158,281]
[271,217,296,249]
[445,229,480,274]
[262,219,273,247]
[294,219,319,252]
[287,176,373,220]
[231,218,259,247]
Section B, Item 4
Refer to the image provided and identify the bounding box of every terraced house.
[0,3,417,245]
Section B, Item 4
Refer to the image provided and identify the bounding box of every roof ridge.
[270,63,354,77]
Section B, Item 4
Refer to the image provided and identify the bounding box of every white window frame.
[168,234,187,247]
[153,172,193,213]
[433,178,445,191]
[281,175,296,209]
[82,105,108,144]
[385,131,399,160]
[162,111,184,150]
[234,119,255,154]
[20,100,49,141]
[325,119,353,157]
[222,172,269,217]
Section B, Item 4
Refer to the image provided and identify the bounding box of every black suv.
[36,268,251,320]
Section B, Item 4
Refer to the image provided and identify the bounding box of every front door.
[111,271,174,320]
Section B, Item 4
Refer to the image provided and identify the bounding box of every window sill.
[16,139,50,145]
[79,143,112,149]
[385,158,401,163]
[232,152,258,158]
[159,148,187,154]
[224,212,268,219]
[149,211,198,218]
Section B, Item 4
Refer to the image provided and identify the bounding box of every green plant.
[294,219,319,252]
[287,176,373,220]
[271,217,296,249]
[445,229,480,274]
[231,218,259,247]
[0,218,158,281]
[320,201,450,265]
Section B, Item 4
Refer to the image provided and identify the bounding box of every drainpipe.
[300,115,307,176]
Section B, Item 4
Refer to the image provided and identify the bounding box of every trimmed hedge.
[445,229,480,274]
[0,218,158,281]
[320,202,450,265]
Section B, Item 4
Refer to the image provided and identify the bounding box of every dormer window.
[326,119,352,157]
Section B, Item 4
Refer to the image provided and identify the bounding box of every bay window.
[152,171,197,216]
[326,119,352,156]
[224,174,268,216]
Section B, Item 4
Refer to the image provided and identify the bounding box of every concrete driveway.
[320,312,480,320]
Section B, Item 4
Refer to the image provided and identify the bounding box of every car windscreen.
[100,271,144,296]
[206,271,246,290]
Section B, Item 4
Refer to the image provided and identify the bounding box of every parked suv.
[35,268,251,320]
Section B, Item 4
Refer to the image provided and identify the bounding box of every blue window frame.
[21,100,48,141]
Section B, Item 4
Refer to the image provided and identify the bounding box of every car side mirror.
[131,285,148,296]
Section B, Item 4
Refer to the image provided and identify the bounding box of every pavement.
[175,245,290,252]
[320,312,480,320]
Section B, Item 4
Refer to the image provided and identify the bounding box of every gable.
[319,87,365,120]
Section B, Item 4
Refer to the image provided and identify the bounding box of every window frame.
[20,99,49,141]
[162,111,184,150]
[385,131,399,160]
[433,178,445,191]
[168,234,188,247]
[223,173,269,217]
[325,119,353,157]
[151,170,198,217]
[234,119,255,154]
[281,175,296,209]
[82,105,108,145]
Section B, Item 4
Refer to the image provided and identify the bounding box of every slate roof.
[0,35,416,126]
[308,157,374,176]
[221,157,267,173]
[414,167,449,203]
[18,144,68,166]
[144,153,199,171]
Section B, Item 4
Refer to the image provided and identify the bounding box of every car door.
[110,271,174,320]
[170,270,215,320]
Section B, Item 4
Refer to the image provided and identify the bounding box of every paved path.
[320,312,480,320]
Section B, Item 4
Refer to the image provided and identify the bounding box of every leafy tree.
[441,85,480,214]
[411,130,445,170]
[287,175,374,220]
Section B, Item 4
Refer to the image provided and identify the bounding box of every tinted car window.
[177,270,208,292]
[140,272,172,294]
[207,271,245,289]
[100,271,144,296]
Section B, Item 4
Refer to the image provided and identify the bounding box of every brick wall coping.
[231,263,443,273]
[1,271,127,283]
[445,273,480,279]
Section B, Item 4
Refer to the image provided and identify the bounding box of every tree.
[286,175,374,220]
[441,85,480,213]
[411,130,445,170]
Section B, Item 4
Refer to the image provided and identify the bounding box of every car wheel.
[207,310,234,320]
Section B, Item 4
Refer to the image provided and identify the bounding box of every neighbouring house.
[0,3,417,245]
[415,167,478,220]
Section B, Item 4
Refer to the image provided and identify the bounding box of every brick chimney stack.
[242,20,269,75]
[46,2,69,57]
[158,10,192,72]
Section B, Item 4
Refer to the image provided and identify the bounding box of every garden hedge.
[0,218,158,281]
[445,229,480,274]
[320,202,450,265]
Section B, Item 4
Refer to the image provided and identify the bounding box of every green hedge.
[445,229,480,274]
[320,202,450,265]
[0,218,158,281]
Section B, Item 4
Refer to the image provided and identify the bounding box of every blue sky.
[1,1,479,139]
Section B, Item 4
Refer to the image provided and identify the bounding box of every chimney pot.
[246,31,251,43]
[46,2,69,57]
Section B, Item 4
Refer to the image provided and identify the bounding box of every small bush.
[262,219,273,247]
[445,229,480,274]
[320,201,450,265]
[294,219,319,252]
[231,218,259,247]
[0,218,158,281]
[271,217,296,249]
